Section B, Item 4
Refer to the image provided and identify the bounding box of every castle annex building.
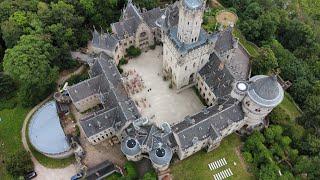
[67,0,284,171]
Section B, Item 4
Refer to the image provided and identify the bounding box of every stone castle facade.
[66,0,284,172]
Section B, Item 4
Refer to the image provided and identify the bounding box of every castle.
[66,0,284,171]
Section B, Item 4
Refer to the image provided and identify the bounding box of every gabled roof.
[172,98,244,150]
[199,53,234,98]
[91,29,119,53]
[214,27,235,55]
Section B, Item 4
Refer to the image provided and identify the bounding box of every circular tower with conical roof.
[121,137,142,161]
[242,75,284,130]
[149,145,173,171]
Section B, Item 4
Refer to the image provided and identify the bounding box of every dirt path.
[21,65,85,180]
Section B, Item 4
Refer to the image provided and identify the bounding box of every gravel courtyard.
[122,47,204,126]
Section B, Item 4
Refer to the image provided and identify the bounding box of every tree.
[243,2,262,19]
[258,163,280,180]
[252,47,278,75]
[1,11,43,48]
[143,170,157,180]
[0,73,16,99]
[126,46,141,57]
[277,19,315,52]
[3,34,58,106]
[124,161,138,179]
[5,150,34,177]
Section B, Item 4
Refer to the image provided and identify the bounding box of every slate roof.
[121,137,141,156]
[141,7,164,28]
[168,26,209,55]
[214,27,235,55]
[67,74,109,103]
[112,17,141,39]
[225,43,250,80]
[247,75,284,107]
[68,52,141,138]
[149,145,173,166]
[172,98,244,150]
[91,29,119,53]
[122,1,142,20]
[80,107,118,137]
[199,53,234,98]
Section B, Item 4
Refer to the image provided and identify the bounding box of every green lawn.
[171,134,254,180]
[278,92,302,121]
[0,106,30,179]
[233,28,260,58]
[0,99,74,179]
[27,137,75,168]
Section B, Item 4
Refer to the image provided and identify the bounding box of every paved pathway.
[21,65,85,180]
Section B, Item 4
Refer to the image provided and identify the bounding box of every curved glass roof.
[28,101,70,155]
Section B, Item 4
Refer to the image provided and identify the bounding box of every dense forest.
[0,0,319,179]
[220,0,320,179]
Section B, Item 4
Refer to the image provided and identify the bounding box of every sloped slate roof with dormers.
[199,53,235,98]
[214,27,236,55]
[92,29,119,53]
[67,52,140,138]
[172,98,244,150]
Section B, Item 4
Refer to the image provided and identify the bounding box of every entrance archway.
[189,73,195,84]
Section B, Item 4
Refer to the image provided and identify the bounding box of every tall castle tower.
[242,75,284,130]
[162,0,214,89]
[177,0,206,44]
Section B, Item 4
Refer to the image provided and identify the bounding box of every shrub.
[5,150,34,177]
[68,73,89,86]
[119,57,128,65]
[126,46,141,57]
[75,125,81,137]
[269,107,291,125]
[143,170,157,180]
[150,44,156,49]
[117,65,124,74]
[124,161,138,179]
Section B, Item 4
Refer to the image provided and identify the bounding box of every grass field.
[0,106,30,179]
[233,28,260,58]
[0,99,74,179]
[278,92,302,121]
[171,134,254,180]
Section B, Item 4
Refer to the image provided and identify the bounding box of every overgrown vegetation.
[218,0,320,178]
[0,106,30,179]
[4,150,34,178]
[126,46,141,58]
[67,73,90,86]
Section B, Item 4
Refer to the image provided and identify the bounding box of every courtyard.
[122,47,205,126]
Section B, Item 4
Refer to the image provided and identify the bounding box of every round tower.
[177,0,206,44]
[242,75,284,129]
[120,137,142,161]
[149,145,173,171]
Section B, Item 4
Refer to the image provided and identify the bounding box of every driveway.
[21,66,85,180]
